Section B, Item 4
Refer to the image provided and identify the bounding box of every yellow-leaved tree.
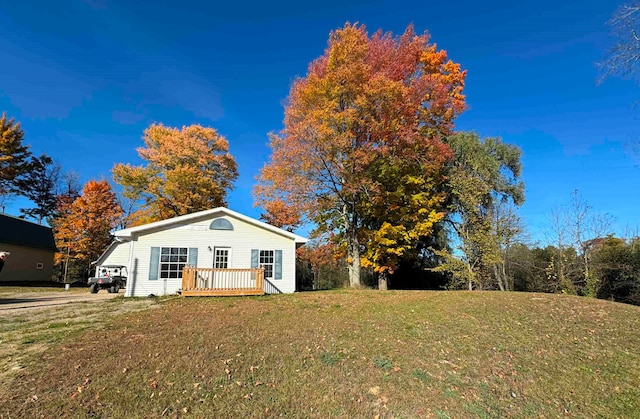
[112,123,238,225]
[255,23,466,289]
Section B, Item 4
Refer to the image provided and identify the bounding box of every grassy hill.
[1,290,639,418]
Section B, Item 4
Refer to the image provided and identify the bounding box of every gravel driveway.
[0,290,120,314]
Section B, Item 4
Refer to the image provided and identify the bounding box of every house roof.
[114,207,308,244]
[0,213,58,251]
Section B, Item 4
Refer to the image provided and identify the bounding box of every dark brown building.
[0,213,57,282]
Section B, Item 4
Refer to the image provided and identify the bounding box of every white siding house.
[94,207,307,297]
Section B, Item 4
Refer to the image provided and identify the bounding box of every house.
[0,213,57,282]
[94,207,308,297]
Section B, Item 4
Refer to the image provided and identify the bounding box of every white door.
[213,248,230,288]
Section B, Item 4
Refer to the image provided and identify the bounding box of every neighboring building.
[94,207,308,297]
[0,213,57,282]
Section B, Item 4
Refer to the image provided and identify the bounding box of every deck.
[181,267,265,297]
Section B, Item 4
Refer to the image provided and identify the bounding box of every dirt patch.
[0,290,159,387]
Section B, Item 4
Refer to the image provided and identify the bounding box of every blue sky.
[1,0,638,244]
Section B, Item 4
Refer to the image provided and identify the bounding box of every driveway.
[0,290,120,314]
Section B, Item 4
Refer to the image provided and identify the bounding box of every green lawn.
[1,290,639,418]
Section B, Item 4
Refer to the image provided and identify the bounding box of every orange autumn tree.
[255,23,466,289]
[112,123,238,225]
[297,239,344,290]
[52,180,122,280]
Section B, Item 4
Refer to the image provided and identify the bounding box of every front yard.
[1,290,639,417]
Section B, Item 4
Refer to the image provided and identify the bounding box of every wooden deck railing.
[181,267,265,296]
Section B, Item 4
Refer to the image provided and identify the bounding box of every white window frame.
[213,247,231,269]
[159,247,189,279]
[259,250,275,280]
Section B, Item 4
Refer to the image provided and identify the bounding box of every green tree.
[16,154,60,224]
[113,123,238,225]
[433,132,525,290]
[506,244,552,292]
[591,236,640,305]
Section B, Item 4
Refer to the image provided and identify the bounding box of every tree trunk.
[557,254,576,294]
[494,264,505,291]
[344,204,361,288]
[346,226,361,288]
[502,260,511,291]
[378,271,388,291]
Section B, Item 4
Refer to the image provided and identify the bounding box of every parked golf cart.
[88,265,127,294]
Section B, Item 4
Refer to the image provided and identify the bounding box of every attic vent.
[209,218,234,231]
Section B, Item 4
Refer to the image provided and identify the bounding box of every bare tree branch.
[599,2,640,83]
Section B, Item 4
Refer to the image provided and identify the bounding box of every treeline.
[297,236,640,306]
[2,22,638,308]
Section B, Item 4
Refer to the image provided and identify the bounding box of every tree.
[260,199,302,232]
[50,172,82,281]
[545,205,579,294]
[113,123,238,225]
[600,3,640,163]
[546,190,614,296]
[51,180,122,281]
[0,112,31,204]
[296,240,346,290]
[600,2,640,82]
[491,201,527,291]
[506,244,553,292]
[255,23,466,288]
[591,236,640,305]
[432,132,525,291]
[567,190,614,296]
[16,154,60,224]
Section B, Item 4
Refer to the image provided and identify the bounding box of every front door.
[213,247,230,288]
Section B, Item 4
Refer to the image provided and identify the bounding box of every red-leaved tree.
[256,23,466,288]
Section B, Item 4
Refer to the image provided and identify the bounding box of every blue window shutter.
[189,248,198,267]
[274,250,282,280]
[251,249,259,268]
[149,247,160,280]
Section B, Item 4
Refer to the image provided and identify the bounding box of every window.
[214,248,230,269]
[160,247,188,279]
[259,250,274,279]
[149,247,197,280]
[251,249,282,280]
[209,218,234,230]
